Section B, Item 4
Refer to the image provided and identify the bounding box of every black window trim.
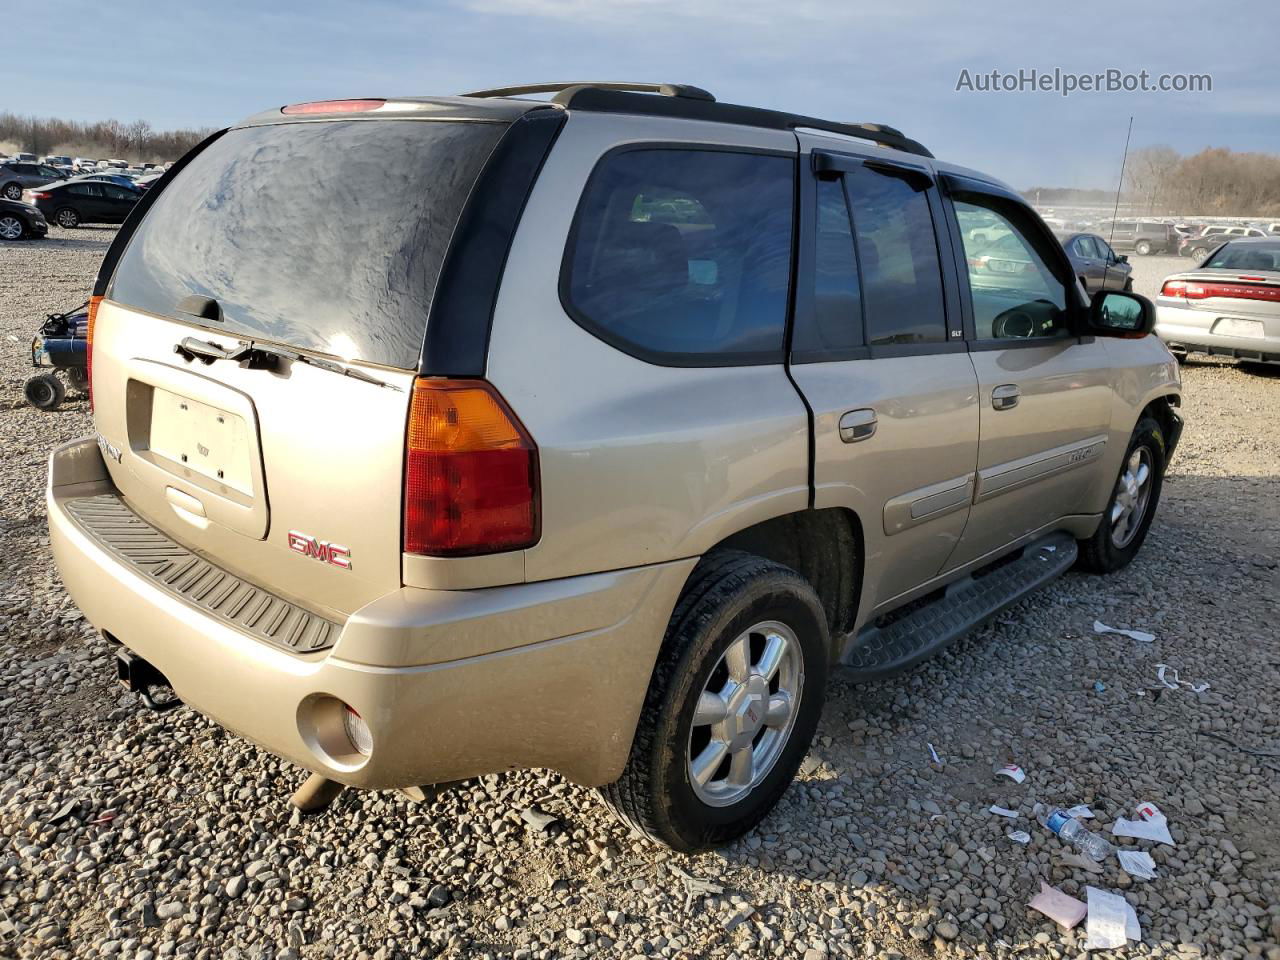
[791,148,964,365]
[938,172,1089,350]
[558,140,800,369]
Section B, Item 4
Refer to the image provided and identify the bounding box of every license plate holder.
[149,388,254,495]
[1213,317,1265,339]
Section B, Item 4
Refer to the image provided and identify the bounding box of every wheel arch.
[697,507,863,659]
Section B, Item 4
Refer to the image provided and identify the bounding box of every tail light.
[403,378,539,556]
[1162,279,1280,303]
[31,191,51,201]
[86,295,102,410]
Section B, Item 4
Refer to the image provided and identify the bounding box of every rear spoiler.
[93,129,228,298]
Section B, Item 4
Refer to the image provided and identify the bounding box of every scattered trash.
[5,334,19,343]
[722,903,755,930]
[1093,620,1155,644]
[927,743,943,766]
[993,763,1026,784]
[89,811,116,826]
[1112,801,1175,847]
[1093,681,1106,693]
[669,864,724,898]
[519,807,559,833]
[1117,850,1158,880]
[1084,886,1141,950]
[989,805,1019,819]
[929,814,947,822]
[1035,804,1113,862]
[1028,880,1086,929]
[1156,664,1210,693]
[1007,830,1031,844]
[1066,804,1095,820]
[1060,851,1104,874]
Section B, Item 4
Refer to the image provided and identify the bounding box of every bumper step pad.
[841,532,1078,681]
[64,494,340,653]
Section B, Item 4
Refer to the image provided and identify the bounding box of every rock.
[565,928,587,945]
[155,902,183,921]
[936,921,960,940]
[224,876,247,899]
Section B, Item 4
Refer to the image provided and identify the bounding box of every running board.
[840,532,1078,681]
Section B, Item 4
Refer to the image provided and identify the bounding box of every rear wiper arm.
[175,336,400,391]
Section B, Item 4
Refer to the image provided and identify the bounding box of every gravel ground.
[1,230,1278,960]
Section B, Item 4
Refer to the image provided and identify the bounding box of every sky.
[8,0,1278,189]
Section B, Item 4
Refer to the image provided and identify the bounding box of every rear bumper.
[48,437,693,788]
[1154,303,1280,364]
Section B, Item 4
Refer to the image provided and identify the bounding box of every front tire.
[599,551,829,852]
[1135,240,1152,256]
[55,207,80,228]
[0,214,25,241]
[1077,416,1166,573]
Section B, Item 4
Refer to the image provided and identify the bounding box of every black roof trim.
[550,87,932,158]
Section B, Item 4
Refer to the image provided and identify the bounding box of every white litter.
[1061,851,1104,874]
[1085,886,1141,950]
[1066,804,1096,819]
[989,805,1019,819]
[1117,850,1158,880]
[1112,800,1175,847]
[1156,663,1210,693]
[1007,830,1031,844]
[993,763,1026,784]
[1028,880,1086,929]
[1093,620,1155,644]
[927,743,943,765]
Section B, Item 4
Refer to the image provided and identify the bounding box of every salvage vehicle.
[48,83,1183,852]
[29,178,140,228]
[1155,238,1280,365]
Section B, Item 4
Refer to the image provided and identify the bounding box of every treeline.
[1022,186,1118,206]
[0,112,213,163]
[1125,145,1280,216]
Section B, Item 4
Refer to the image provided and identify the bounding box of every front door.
[943,180,1113,570]
[789,137,980,615]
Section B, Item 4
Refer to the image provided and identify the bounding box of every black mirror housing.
[1117,254,1129,264]
[1087,290,1154,337]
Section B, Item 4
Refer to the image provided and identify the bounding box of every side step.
[840,532,1078,681]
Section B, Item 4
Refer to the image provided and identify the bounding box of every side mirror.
[1117,254,1129,264]
[1088,290,1154,337]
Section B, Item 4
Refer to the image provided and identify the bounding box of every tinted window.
[110,119,507,369]
[1203,241,1280,271]
[68,184,99,197]
[845,165,945,345]
[795,177,862,355]
[564,148,794,363]
[1074,236,1099,258]
[103,185,136,201]
[954,199,1070,340]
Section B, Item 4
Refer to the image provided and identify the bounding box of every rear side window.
[563,147,794,365]
[109,119,507,369]
[845,166,946,345]
[1074,236,1099,258]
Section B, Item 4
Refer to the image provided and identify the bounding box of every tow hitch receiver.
[115,650,182,713]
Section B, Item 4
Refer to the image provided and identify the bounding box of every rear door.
[100,183,138,223]
[1072,235,1103,291]
[941,177,1112,570]
[96,115,509,617]
[789,136,979,614]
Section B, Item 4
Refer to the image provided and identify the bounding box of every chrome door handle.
[839,408,877,443]
[991,384,1020,410]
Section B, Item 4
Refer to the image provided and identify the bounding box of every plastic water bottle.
[1035,804,1113,862]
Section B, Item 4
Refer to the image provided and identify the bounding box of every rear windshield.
[1203,241,1280,271]
[109,118,507,369]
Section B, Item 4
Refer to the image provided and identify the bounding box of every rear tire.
[599,551,829,852]
[55,207,79,228]
[24,373,66,410]
[1,182,21,201]
[1135,240,1152,256]
[1077,416,1165,574]
[1191,246,1208,262]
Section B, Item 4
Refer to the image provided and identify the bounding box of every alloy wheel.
[1110,447,1153,548]
[0,216,22,240]
[56,209,78,228]
[2,184,20,200]
[687,620,804,807]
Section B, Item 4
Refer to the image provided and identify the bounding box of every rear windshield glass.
[1203,241,1280,270]
[109,119,507,369]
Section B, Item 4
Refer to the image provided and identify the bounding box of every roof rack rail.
[548,86,933,158]
[461,81,716,103]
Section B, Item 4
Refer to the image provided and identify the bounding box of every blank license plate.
[149,388,254,495]
[1214,317,1265,339]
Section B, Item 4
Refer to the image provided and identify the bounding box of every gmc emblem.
[287,530,352,570]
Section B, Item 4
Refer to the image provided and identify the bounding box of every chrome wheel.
[0,216,22,240]
[56,208,79,228]
[687,620,804,807]
[2,184,20,200]
[1110,447,1153,548]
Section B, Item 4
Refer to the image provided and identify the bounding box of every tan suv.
[48,82,1183,852]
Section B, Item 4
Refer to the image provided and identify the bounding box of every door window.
[953,199,1071,340]
[844,165,946,345]
[794,177,863,354]
[564,147,794,364]
[1097,237,1119,262]
[1074,236,1099,258]
[103,184,136,201]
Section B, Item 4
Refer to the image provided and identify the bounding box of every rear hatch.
[94,113,509,617]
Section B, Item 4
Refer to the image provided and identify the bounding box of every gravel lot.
[1,231,1277,960]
